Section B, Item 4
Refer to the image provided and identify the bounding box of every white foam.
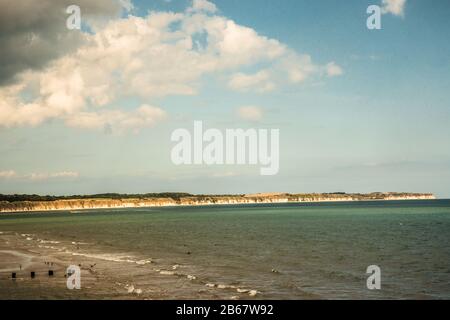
[217,284,237,290]
[39,240,60,244]
[38,245,59,250]
[237,288,249,293]
[136,259,153,265]
[248,290,259,297]
[70,252,153,265]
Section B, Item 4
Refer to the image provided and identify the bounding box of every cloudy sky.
[0,0,449,197]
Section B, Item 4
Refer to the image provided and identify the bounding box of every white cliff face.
[383,195,436,200]
[0,193,436,213]
[0,198,177,213]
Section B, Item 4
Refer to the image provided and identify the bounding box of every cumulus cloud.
[228,71,275,93]
[0,0,129,86]
[0,0,342,132]
[381,0,407,17]
[282,53,318,83]
[237,106,263,122]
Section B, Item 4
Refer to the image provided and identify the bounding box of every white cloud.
[65,105,167,134]
[0,170,80,181]
[27,171,79,181]
[188,0,217,13]
[326,62,344,77]
[0,170,16,178]
[0,0,342,131]
[282,53,318,83]
[50,171,79,178]
[228,71,275,92]
[381,0,407,17]
[210,19,286,66]
[237,106,263,122]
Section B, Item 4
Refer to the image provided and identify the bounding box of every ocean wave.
[69,251,153,265]
[10,230,261,299]
[159,270,175,276]
[39,239,60,244]
[204,283,260,297]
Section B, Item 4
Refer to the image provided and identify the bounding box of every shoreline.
[1,200,449,300]
[0,193,437,214]
[0,231,264,300]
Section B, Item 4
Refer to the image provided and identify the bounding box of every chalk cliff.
[0,192,436,213]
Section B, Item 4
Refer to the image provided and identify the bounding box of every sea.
[0,200,449,299]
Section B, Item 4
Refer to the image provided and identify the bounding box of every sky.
[0,0,449,197]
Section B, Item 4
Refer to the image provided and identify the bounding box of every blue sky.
[0,0,449,197]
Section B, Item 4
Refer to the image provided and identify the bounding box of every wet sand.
[0,250,33,272]
[0,232,106,299]
[0,231,260,300]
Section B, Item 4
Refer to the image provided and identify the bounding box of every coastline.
[1,200,449,300]
[0,230,265,300]
[0,192,436,214]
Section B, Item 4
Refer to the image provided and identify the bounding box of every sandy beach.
[0,232,109,299]
[0,230,261,300]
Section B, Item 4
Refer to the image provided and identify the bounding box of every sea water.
[0,200,449,299]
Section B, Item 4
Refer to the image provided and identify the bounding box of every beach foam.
[70,252,153,265]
